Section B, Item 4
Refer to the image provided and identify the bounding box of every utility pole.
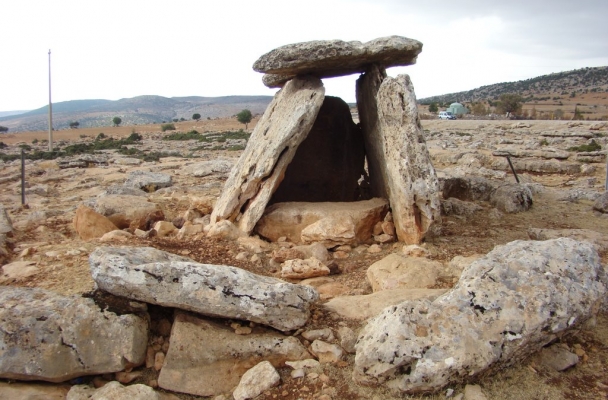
[48,49,53,151]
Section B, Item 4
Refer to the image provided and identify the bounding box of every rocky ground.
[0,118,607,399]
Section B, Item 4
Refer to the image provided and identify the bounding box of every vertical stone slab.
[357,67,441,244]
[210,76,325,234]
[356,65,389,199]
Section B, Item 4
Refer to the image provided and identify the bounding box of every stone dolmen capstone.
[89,246,319,331]
[254,36,422,88]
[211,35,441,245]
[0,286,148,382]
[353,238,606,394]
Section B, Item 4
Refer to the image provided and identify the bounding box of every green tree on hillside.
[236,109,252,130]
[112,116,122,127]
[428,102,438,113]
[470,102,487,116]
[192,113,201,121]
[573,106,584,120]
[69,121,80,129]
[0,126,8,133]
[496,94,523,117]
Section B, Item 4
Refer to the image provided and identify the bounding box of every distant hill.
[0,95,273,132]
[0,110,29,118]
[419,66,608,105]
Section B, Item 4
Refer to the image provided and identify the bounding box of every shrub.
[567,140,601,152]
[163,130,200,141]
[127,132,143,142]
[539,138,549,146]
[0,142,7,149]
[32,139,39,144]
[96,133,107,141]
[161,123,176,132]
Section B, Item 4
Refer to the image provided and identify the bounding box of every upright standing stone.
[357,67,441,244]
[210,76,325,234]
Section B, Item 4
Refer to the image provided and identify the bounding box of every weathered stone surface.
[210,76,325,234]
[281,257,330,279]
[311,340,343,363]
[357,68,441,244]
[123,170,172,192]
[270,96,365,203]
[100,230,133,242]
[112,157,143,166]
[99,185,148,197]
[463,384,489,400]
[528,228,608,252]
[490,184,533,213]
[0,286,148,382]
[0,261,39,283]
[337,326,357,354]
[152,220,177,237]
[89,246,319,331]
[255,198,388,246]
[254,36,422,87]
[233,361,281,400]
[182,158,234,177]
[492,148,570,159]
[441,176,496,202]
[68,381,179,400]
[158,312,311,397]
[323,288,447,321]
[353,239,606,394]
[90,194,165,230]
[0,381,70,400]
[73,205,118,240]
[536,344,579,372]
[441,198,483,216]
[366,253,453,292]
[593,191,608,213]
[0,204,13,235]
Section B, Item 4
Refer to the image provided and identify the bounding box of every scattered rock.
[123,170,172,192]
[153,220,177,237]
[593,191,608,213]
[73,205,118,240]
[68,381,179,400]
[0,261,39,283]
[302,328,335,342]
[233,361,281,400]
[90,194,165,230]
[337,326,357,354]
[463,384,488,400]
[536,344,579,371]
[182,158,234,177]
[366,253,450,291]
[281,257,330,279]
[0,381,70,400]
[0,204,13,236]
[528,228,608,252]
[490,184,533,213]
[311,340,343,363]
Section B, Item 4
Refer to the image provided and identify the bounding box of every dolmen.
[210,36,442,245]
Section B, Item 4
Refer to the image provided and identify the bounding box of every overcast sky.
[2,0,607,111]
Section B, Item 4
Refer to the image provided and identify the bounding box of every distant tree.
[236,109,252,130]
[192,113,201,121]
[0,141,7,148]
[470,102,487,116]
[112,116,122,127]
[172,118,178,123]
[179,117,186,121]
[69,121,80,129]
[530,107,537,119]
[0,126,8,133]
[554,109,564,120]
[161,123,176,132]
[428,102,438,113]
[573,106,584,120]
[496,94,523,117]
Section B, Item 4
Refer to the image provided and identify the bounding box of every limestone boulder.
[123,170,172,192]
[490,184,533,213]
[0,261,39,283]
[254,36,422,87]
[441,176,496,202]
[232,361,281,400]
[366,253,453,292]
[89,194,165,230]
[158,312,311,397]
[0,381,70,400]
[353,239,606,394]
[281,257,330,280]
[255,198,388,246]
[89,246,319,331]
[68,381,179,400]
[182,158,234,177]
[73,205,118,240]
[210,76,325,234]
[0,286,148,383]
[593,191,608,213]
[528,227,608,252]
[357,68,441,244]
[323,288,447,321]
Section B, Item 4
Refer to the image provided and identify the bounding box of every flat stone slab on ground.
[89,246,319,331]
[158,312,311,397]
